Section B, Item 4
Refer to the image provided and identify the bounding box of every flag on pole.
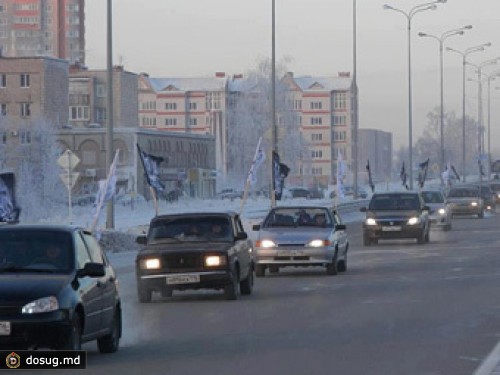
[336,151,347,198]
[273,152,290,200]
[137,144,165,193]
[418,158,430,189]
[450,165,460,181]
[400,162,409,190]
[246,137,266,186]
[441,162,451,186]
[366,160,375,193]
[91,150,120,231]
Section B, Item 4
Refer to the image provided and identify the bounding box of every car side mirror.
[252,224,261,231]
[335,224,346,231]
[136,235,147,245]
[360,207,367,212]
[77,262,105,278]
[235,232,248,241]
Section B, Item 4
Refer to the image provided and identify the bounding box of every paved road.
[44,211,500,375]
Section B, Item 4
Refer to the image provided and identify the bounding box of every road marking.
[472,341,500,375]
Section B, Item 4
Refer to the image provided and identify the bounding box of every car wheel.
[417,230,426,244]
[240,267,254,295]
[337,258,347,273]
[326,251,338,275]
[138,283,152,303]
[161,287,173,298]
[60,313,82,350]
[269,266,279,274]
[478,210,484,219]
[224,271,239,300]
[255,264,266,278]
[97,310,121,354]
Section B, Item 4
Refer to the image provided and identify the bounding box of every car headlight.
[256,239,277,248]
[306,239,331,248]
[22,296,59,314]
[471,202,478,207]
[497,193,500,198]
[140,258,161,270]
[438,208,446,215]
[365,218,377,226]
[407,217,420,225]
[205,255,227,267]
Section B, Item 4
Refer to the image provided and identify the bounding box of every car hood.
[447,197,480,204]
[0,273,72,305]
[257,227,333,243]
[138,242,234,257]
[366,210,420,219]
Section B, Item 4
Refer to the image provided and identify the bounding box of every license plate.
[0,321,11,336]
[277,250,304,256]
[382,226,402,231]
[166,274,200,285]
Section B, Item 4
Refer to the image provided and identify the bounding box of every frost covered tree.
[226,58,308,190]
[0,116,65,222]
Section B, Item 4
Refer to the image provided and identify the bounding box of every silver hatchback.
[252,206,349,277]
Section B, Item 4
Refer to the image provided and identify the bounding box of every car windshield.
[149,216,233,242]
[422,191,444,204]
[263,207,333,228]
[448,189,479,198]
[369,194,420,211]
[0,231,74,273]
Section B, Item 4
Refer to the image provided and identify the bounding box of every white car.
[421,190,452,231]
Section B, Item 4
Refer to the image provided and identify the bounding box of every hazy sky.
[86,0,500,155]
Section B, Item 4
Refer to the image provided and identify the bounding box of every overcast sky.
[86,0,500,155]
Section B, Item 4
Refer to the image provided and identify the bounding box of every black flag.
[450,165,460,181]
[272,152,290,200]
[366,160,375,193]
[0,173,20,223]
[418,158,429,189]
[137,144,166,193]
[400,162,409,190]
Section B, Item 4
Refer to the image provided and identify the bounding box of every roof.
[147,77,226,92]
[293,76,352,91]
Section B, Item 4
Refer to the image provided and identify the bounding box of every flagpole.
[150,186,159,216]
[240,137,264,214]
[105,0,115,229]
[270,0,277,209]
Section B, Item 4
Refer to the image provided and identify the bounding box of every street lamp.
[447,43,490,182]
[383,0,447,190]
[106,0,114,229]
[486,71,500,180]
[418,25,471,174]
[271,0,277,208]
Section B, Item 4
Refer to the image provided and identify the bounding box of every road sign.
[59,172,80,190]
[57,150,80,170]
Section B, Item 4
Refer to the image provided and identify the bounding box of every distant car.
[135,212,254,301]
[489,182,500,204]
[470,184,496,212]
[421,189,452,231]
[0,225,121,352]
[216,188,243,200]
[252,206,349,276]
[360,192,431,245]
[288,187,312,199]
[446,186,484,218]
[344,186,368,199]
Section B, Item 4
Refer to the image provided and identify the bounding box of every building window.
[333,92,347,110]
[294,100,302,110]
[0,74,5,88]
[312,150,323,159]
[96,84,106,98]
[1,132,6,144]
[332,115,346,126]
[188,102,197,110]
[310,102,322,110]
[20,103,31,117]
[20,131,31,145]
[20,74,30,88]
[311,133,323,141]
[312,167,323,175]
[96,107,106,122]
[310,117,322,125]
[165,103,177,110]
[70,106,89,120]
[1,103,6,115]
[165,118,177,126]
[188,118,197,126]
[333,131,346,141]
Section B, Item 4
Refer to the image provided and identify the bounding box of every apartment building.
[282,72,353,188]
[0,0,85,63]
[138,73,227,180]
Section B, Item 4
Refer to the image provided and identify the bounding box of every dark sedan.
[136,212,254,302]
[0,224,121,352]
[361,192,431,245]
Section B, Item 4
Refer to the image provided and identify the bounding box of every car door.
[331,210,348,257]
[82,232,117,333]
[74,232,102,337]
[233,216,252,279]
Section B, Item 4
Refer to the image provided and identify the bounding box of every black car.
[0,224,121,352]
[360,192,431,246]
[136,212,254,302]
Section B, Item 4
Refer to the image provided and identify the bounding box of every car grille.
[274,256,310,261]
[163,254,202,269]
[277,243,305,247]
[379,220,406,226]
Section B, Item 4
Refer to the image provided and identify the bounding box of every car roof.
[151,211,238,222]
[0,223,84,233]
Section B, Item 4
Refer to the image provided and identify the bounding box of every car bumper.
[255,247,335,266]
[137,270,233,291]
[0,310,71,349]
[429,214,450,228]
[449,205,482,215]
[363,225,424,240]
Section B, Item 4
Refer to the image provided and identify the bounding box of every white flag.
[441,162,451,186]
[247,137,266,186]
[336,150,346,198]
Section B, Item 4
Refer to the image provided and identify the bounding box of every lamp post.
[271,0,277,208]
[447,43,490,182]
[352,0,359,199]
[418,25,471,174]
[383,0,446,190]
[106,0,114,229]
